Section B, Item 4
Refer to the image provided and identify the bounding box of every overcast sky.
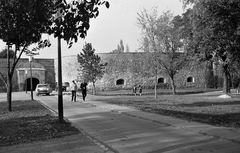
[0,0,185,59]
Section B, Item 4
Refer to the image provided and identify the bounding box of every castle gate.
[16,62,47,91]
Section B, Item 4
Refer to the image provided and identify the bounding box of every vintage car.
[35,84,52,96]
[62,82,70,92]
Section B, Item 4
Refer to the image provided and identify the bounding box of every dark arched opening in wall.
[25,78,39,91]
[158,77,165,83]
[187,77,194,83]
[116,79,124,85]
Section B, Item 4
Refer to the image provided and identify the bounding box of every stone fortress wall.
[58,52,220,91]
[0,52,221,92]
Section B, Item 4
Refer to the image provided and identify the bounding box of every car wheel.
[46,93,50,96]
[36,93,39,96]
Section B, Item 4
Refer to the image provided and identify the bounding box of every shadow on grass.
[0,116,79,147]
[96,91,206,96]
[0,100,45,114]
[0,100,79,147]
[141,107,240,128]
[178,101,240,107]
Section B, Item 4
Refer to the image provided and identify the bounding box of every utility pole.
[25,70,27,93]
[55,2,64,123]
[26,51,39,100]
[57,36,64,123]
[29,55,33,100]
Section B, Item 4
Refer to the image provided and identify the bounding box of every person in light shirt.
[70,80,77,102]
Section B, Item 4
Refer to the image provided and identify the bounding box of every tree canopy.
[50,0,109,48]
[0,0,53,47]
[0,48,15,58]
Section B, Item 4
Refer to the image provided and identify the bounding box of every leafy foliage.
[0,0,53,47]
[0,48,15,58]
[50,0,110,48]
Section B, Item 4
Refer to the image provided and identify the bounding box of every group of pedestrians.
[133,85,143,96]
[71,81,143,101]
[70,80,87,102]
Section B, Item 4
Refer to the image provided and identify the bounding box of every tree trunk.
[57,36,64,123]
[227,73,231,93]
[170,77,176,95]
[7,79,12,111]
[93,82,96,95]
[222,64,229,94]
[7,44,12,111]
[223,71,229,94]
[154,68,158,99]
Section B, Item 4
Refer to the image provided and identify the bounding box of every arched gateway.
[16,62,47,91]
[24,78,40,91]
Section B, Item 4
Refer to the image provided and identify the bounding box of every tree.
[0,48,15,58]
[137,8,159,98]
[111,39,125,53]
[0,0,53,111]
[137,9,190,95]
[141,37,150,52]
[125,44,130,52]
[119,39,124,52]
[77,43,106,95]
[184,0,240,94]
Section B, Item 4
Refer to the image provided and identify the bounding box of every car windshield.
[38,85,48,88]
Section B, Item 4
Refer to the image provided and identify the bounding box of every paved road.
[3,92,240,153]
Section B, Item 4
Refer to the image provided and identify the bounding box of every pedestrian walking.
[133,85,137,96]
[70,80,77,102]
[139,85,142,96]
[55,82,58,92]
[80,80,88,101]
[237,82,240,94]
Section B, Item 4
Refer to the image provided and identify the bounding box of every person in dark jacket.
[138,85,142,96]
[80,80,88,101]
[133,85,137,96]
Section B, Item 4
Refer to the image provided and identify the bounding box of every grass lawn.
[0,100,80,147]
[94,90,240,128]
